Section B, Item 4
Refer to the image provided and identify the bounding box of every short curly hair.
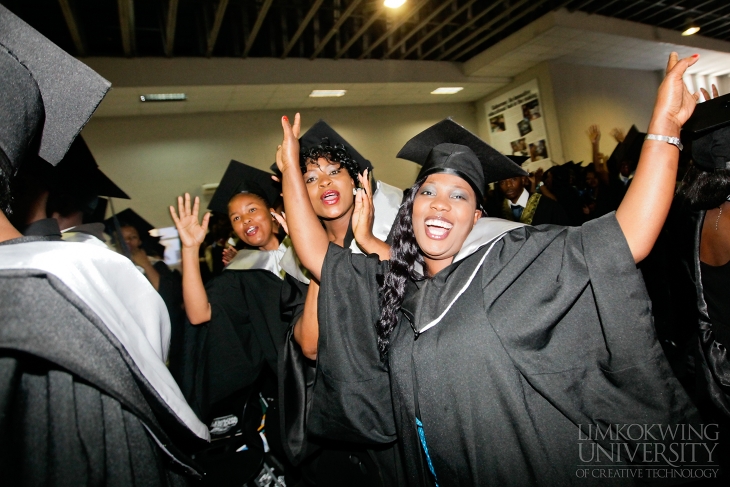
[300,137,360,182]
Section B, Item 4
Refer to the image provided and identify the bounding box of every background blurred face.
[498,176,525,202]
[585,171,599,189]
[228,193,278,250]
[412,173,481,275]
[619,161,632,177]
[303,157,356,220]
[120,225,142,252]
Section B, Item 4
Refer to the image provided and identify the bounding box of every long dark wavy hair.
[300,137,360,182]
[376,177,427,355]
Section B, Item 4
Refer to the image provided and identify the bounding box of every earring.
[353,188,358,195]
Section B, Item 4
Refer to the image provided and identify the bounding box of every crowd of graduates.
[3,5,730,487]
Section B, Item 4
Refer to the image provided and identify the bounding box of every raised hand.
[169,193,210,249]
[272,211,289,235]
[352,169,377,246]
[700,83,720,102]
[587,125,601,145]
[610,128,625,143]
[649,52,700,136]
[222,246,238,266]
[277,113,302,175]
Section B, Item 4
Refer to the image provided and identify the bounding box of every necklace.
[716,205,724,231]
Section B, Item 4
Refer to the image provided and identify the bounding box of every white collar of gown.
[0,240,210,440]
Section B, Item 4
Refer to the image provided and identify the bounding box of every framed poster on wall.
[484,79,552,172]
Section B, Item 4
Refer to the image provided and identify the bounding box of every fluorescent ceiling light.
[309,90,347,98]
[384,0,406,8]
[682,18,700,36]
[140,93,187,102]
[431,87,464,95]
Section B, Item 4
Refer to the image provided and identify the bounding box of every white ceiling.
[91,8,730,118]
[94,81,507,117]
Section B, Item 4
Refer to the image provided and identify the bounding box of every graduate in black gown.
[671,87,730,475]
[276,53,711,486]
[275,120,404,486]
[0,6,208,485]
[170,161,291,484]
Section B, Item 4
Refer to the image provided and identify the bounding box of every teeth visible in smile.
[425,219,453,229]
[246,227,257,235]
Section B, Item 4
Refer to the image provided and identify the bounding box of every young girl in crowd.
[169,161,290,485]
[276,53,705,486]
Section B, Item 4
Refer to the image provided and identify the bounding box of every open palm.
[170,193,210,249]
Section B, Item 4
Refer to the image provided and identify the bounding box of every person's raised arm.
[616,52,700,263]
[277,114,330,281]
[169,193,212,324]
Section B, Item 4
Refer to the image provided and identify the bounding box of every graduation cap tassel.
[107,198,131,258]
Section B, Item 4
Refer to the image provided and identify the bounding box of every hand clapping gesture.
[169,193,210,249]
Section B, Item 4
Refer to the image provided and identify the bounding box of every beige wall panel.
[82,103,477,228]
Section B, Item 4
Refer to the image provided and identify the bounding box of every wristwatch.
[645,134,683,151]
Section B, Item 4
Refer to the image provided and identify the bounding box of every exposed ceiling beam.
[401,0,478,59]
[449,0,572,61]
[420,1,502,60]
[653,0,716,28]
[244,0,274,57]
[592,0,624,16]
[117,0,135,57]
[358,0,430,60]
[311,0,363,59]
[334,2,388,60]
[383,0,456,59]
[206,0,230,57]
[57,0,86,56]
[282,0,325,59]
[626,0,685,24]
[164,0,179,57]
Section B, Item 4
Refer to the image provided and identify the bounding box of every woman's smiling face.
[228,193,279,250]
[303,156,356,220]
[412,173,482,276]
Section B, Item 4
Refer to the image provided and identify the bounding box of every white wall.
[82,102,477,228]
[548,62,661,164]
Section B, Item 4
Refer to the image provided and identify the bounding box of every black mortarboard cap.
[105,208,154,238]
[104,207,165,256]
[396,119,526,199]
[606,125,645,170]
[208,160,281,215]
[299,120,373,173]
[507,155,530,167]
[53,136,129,199]
[0,4,111,169]
[683,93,730,170]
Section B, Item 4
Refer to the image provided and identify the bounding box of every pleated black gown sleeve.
[481,213,697,433]
[0,270,204,486]
[277,275,320,465]
[309,244,396,444]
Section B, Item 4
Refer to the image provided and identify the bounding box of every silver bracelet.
[645,134,683,151]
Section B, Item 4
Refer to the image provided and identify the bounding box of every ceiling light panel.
[309,90,347,97]
[431,87,464,95]
[140,93,187,102]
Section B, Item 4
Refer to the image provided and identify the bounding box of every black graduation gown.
[0,238,205,486]
[278,227,406,486]
[314,213,704,486]
[183,268,288,424]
